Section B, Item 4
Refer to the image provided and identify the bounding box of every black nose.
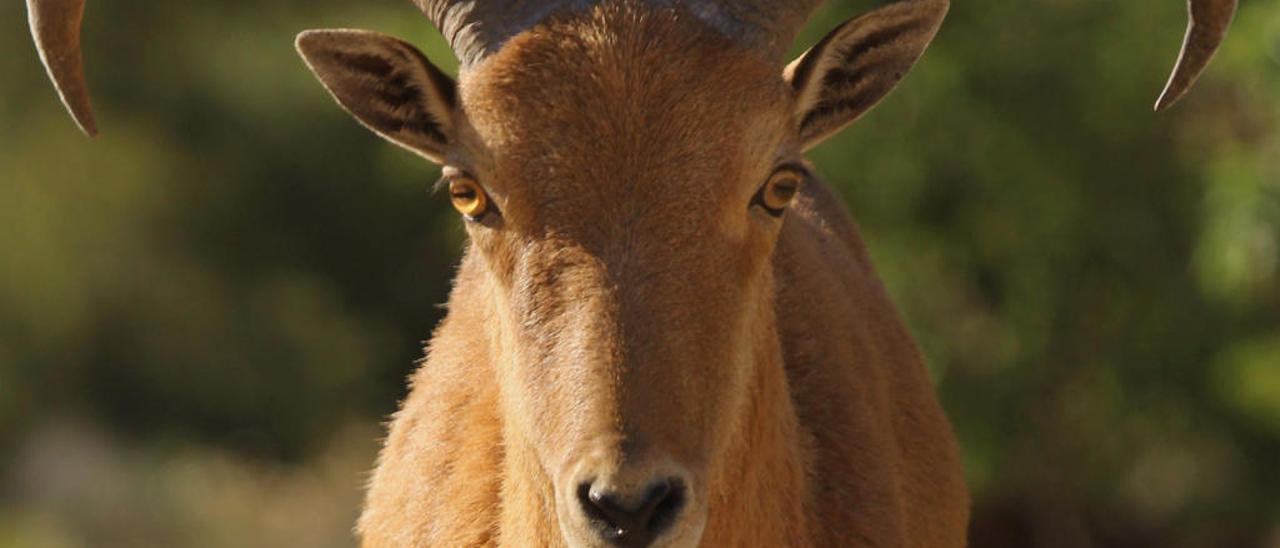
[577,478,686,547]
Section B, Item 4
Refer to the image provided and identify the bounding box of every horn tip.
[67,101,98,136]
[56,91,98,137]
[1154,87,1185,112]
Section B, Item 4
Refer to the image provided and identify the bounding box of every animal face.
[297,1,945,545]
[455,8,798,545]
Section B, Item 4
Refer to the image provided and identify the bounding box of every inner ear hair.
[785,0,948,151]
[296,29,458,164]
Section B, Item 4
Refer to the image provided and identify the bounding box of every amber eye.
[448,176,489,220]
[755,169,802,216]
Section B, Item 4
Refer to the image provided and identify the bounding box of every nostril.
[647,480,684,534]
[577,478,686,547]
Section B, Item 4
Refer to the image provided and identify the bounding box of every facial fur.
[450,4,799,544]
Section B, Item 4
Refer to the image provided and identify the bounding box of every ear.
[296,29,457,164]
[785,0,948,151]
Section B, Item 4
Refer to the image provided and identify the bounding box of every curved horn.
[679,0,823,57]
[27,0,97,136]
[410,0,824,68]
[1155,0,1238,111]
[410,1,598,69]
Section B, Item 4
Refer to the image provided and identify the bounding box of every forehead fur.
[459,1,792,202]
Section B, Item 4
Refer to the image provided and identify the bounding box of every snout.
[577,477,686,547]
[558,459,703,548]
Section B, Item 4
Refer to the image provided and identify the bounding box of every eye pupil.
[448,177,489,219]
[758,170,802,214]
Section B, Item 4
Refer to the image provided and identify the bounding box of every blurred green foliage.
[2,0,1278,546]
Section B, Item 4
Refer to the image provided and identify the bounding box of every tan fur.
[352,2,968,546]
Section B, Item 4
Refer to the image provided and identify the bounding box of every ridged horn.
[410,0,824,68]
[1155,0,1239,111]
[27,0,97,137]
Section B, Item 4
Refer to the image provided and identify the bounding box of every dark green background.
[2,1,1278,546]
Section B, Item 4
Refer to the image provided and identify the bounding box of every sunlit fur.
[357,2,968,546]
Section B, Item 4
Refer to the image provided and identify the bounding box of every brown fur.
[341,2,967,546]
